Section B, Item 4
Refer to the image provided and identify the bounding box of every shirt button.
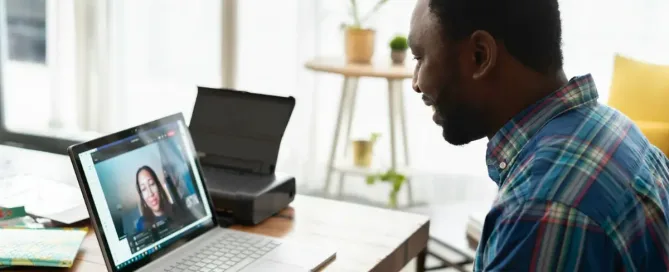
[499,162,507,169]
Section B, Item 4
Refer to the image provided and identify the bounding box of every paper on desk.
[0,175,84,217]
[0,228,87,268]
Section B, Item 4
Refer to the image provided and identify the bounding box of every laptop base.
[139,227,335,272]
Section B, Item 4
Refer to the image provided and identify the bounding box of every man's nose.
[412,78,421,93]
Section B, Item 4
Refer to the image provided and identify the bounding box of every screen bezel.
[68,112,220,272]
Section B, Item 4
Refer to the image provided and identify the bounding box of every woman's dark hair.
[135,165,174,226]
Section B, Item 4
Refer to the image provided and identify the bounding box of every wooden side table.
[304,57,415,205]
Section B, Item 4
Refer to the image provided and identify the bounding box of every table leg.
[338,77,359,198]
[394,80,411,168]
[324,77,353,195]
[388,79,415,206]
[416,247,427,272]
[394,79,413,205]
[387,79,398,170]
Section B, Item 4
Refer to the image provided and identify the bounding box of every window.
[6,0,45,63]
[0,0,78,153]
[0,0,230,154]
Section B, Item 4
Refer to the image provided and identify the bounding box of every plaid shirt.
[475,74,669,271]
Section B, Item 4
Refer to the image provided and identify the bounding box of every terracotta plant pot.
[391,49,406,65]
[352,140,374,168]
[345,28,375,64]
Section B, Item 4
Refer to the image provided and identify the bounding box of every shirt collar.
[485,74,600,185]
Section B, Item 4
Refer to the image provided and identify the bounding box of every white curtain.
[65,0,224,134]
[105,0,224,131]
[5,0,226,139]
[235,0,669,207]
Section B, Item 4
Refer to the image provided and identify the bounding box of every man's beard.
[434,84,487,146]
[436,101,485,145]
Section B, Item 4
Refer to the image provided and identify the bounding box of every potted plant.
[342,0,390,64]
[389,35,408,65]
[352,133,380,168]
[366,169,406,209]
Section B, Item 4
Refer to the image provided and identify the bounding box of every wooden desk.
[65,195,429,271]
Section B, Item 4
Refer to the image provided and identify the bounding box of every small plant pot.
[391,49,406,65]
[352,140,374,167]
[345,28,375,64]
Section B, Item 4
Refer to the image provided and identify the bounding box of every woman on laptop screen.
[135,165,177,232]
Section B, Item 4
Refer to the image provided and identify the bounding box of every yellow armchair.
[608,54,669,156]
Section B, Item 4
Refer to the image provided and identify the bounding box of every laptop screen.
[77,118,214,270]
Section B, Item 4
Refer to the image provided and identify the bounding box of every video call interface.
[90,122,209,256]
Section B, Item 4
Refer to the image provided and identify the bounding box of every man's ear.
[470,30,497,80]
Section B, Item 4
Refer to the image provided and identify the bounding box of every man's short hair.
[429,0,563,74]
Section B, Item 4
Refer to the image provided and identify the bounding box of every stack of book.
[0,206,87,269]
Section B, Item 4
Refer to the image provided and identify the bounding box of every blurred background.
[2,0,668,211]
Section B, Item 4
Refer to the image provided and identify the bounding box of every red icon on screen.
[167,130,175,137]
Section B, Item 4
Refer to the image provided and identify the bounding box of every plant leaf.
[392,177,403,192]
[365,175,376,185]
[389,190,398,208]
[369,133,381,144]
[349,0,361,28]
[359,0,389,26]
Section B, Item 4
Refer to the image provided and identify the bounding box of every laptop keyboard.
[164,231,281,272]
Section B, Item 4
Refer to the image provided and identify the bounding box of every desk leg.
[324,77,353,196]
[338,77,359,198]
[416,247,427,272]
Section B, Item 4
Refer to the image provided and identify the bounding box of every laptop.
[68,113,336,272]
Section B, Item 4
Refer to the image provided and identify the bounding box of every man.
[408,0,669,271]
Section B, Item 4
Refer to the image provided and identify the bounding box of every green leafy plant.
[369,132,381,144]
[344,0,390,29]
[389,35,408,51]
[366,169,406,209]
